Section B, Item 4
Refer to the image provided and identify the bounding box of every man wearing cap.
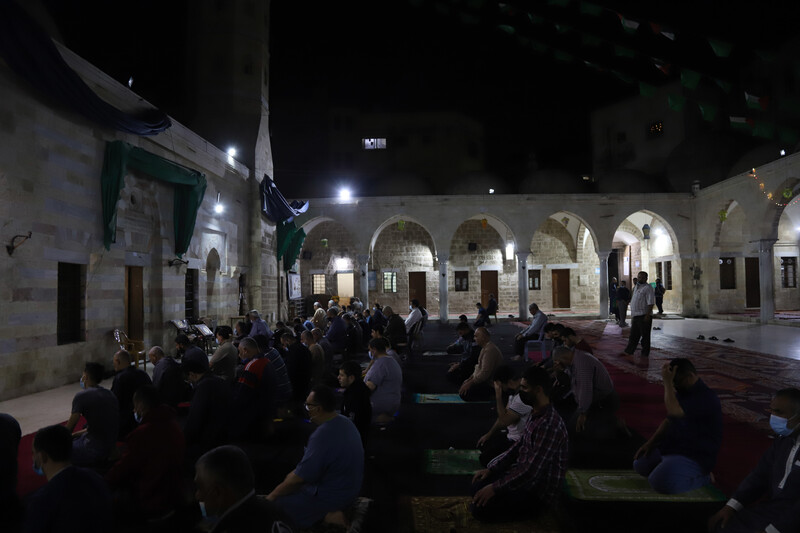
[182,350,231,462]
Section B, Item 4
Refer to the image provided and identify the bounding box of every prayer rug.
[565,470,726,502]
[424,449,481,475]
[412,393,490,404]
[409,496,560,533]
[421,351,449,356]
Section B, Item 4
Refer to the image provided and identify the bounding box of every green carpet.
[425,449,482,475]
[412,393,490,404]
[565,470,726,502]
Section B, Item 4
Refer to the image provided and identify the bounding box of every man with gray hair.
[514,303,547,357]
[194,445,294,532]
[248,309,273,340]
[148,345,185,407]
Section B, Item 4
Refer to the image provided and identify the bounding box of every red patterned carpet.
[555,319,800,495]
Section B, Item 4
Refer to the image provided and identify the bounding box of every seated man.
[382,306,407,354]
[708,387,800,533]
[175,334,205,360]
[66,362,119,466]
[364,337,403,424]
[195,445,294,532]
[24,425,111,533]
[470,366,568,522]
[209,325,238,383]
[281,332,313,404]
[476,366,532,467]
[446,322,474,355]
[635,358,722,494]
[267,385,364,529]
[148,345,186,408]
[486,294,498,322]
[111,349,152,440]
[105,385,185,522]
[459,327,503,402]
[513,303,547,357]
[561,327,593,354]
[182,351,231,463]
[324,308,347,352]
[474,302,490,328]
[552,346,620,441]
[338,360,372,446]
[229,337,279,441]
[248,309,273,340]
[405,299,424,334]
[302,330,327,387]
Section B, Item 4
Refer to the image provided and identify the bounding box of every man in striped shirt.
[623,271,655,357]
[470,366,568,522]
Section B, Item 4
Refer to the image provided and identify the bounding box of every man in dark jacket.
[382,306,407,352]
[111,349,152,439]
[338,360,372,446]
[183,352,231,463]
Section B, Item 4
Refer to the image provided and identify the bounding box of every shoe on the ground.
[652,327,661,330]
[697,335,705,340]
[709,336,719,341]
[619,322,629,328]
[723,338,734,342]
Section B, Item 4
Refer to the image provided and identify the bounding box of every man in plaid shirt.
[470,366,568,522]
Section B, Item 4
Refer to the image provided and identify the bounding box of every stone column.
[438,252,449,323]
[516,251,529,320]
[598,250,610,318]
[758,240,777,323]
[357,254,370,313]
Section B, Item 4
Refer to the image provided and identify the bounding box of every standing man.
[470,366,568,522]
[616,281,631,328]
[634,358,722,494]
[654,278,666,316]
[708,388,800,533]
[622,271,655,357]
[267,385,364,529]
[513,303,547,357]
[609,277,618,322]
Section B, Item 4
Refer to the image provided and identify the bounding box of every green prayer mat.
[425,449,482,475]
[410,496,560,533]
[565,470,726,502]
[413,393,490,404]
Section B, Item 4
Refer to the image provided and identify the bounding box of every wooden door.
[551,269,571,309]
[745,257,760,308]
[480,270,498,308]
[408,272,427,309]
[126,266,144,340]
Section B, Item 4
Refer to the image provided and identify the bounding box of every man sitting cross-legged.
[470,365,568,522]
[476,366,532,467]
[267,385,364,530]
[459,327,503,402]
[634,358,722,494]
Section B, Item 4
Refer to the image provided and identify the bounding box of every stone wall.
[298,221,358,307]
[0,48,270,400]
[528,219,581,311]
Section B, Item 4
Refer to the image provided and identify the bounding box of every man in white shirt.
[405,299,423,333]
[514,303,547,357]
[623,271,655,357]
[476,366,532,466]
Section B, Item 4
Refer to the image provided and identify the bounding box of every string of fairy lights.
[719,167,798,222]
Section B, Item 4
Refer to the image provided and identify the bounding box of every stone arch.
[448,216,516,316]
[763,177,800,241]
[298,219,358,302]
[775,203,800,310]
[717,201,747,251]
[369,215,437,258]
[369,218,438,315]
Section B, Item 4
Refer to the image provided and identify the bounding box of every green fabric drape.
[276,220,298,260]
[102,141,207,256]
[283,229,306,271]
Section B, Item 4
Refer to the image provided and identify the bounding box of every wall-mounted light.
[335,257,348,270]
[214,192,224,214]
[227,147,237,157]
[339,188,351,201]
[488,188,495,194]
[168,257,189,267]
[642,224,651,240]
[6,231,32,256]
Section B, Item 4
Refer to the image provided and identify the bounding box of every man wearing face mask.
[105,385,184,523]
[633,358,722,494]
[66,362,119,467]
[364,337,403,424]
[24,424,111,533]
[470,365,568,522]
[708,388,800,533]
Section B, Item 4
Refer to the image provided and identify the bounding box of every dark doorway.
[409,272,427,309]
[552,269,571,309]
[126,266,144,340]
[480,270,499,309]
[608,249,620,282]
[745,257,760,308]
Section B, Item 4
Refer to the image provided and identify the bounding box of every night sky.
[39,0,800,197]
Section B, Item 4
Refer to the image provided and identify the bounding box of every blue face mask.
[79,376,86,389]
[770,414,797,437]
[32,459,44,477]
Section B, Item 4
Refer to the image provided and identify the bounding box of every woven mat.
[565,470,726,502]
[410,496,560,533]
[422,351,449,356]
[424,449,482,475]
[413,393,489,404]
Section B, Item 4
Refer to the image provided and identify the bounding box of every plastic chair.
[114,329,147,370]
